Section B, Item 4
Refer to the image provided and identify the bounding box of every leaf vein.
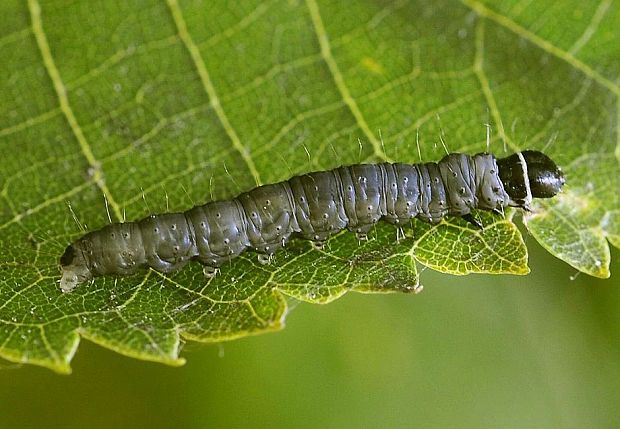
[166,0,262,186]
[568,0,612,55]
[462,0,620,97]
[27,0,123,220]
[472,20,513,152]
[305,0,389,161]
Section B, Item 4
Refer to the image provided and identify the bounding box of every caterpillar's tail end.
[59,244,92,293]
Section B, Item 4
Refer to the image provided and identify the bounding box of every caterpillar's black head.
[497,150,565,206]
[59,242,93,292]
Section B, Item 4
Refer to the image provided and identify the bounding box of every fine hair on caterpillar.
[59,150,565,292]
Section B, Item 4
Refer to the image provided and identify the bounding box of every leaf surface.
[0,0,617,372]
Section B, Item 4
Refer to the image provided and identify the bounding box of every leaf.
[0,0,617,373]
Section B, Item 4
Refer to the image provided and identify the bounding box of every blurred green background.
[2,237,618,429]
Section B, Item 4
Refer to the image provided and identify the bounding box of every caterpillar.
[59,150,565,292]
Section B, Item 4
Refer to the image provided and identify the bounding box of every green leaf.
[0,0,617,373]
